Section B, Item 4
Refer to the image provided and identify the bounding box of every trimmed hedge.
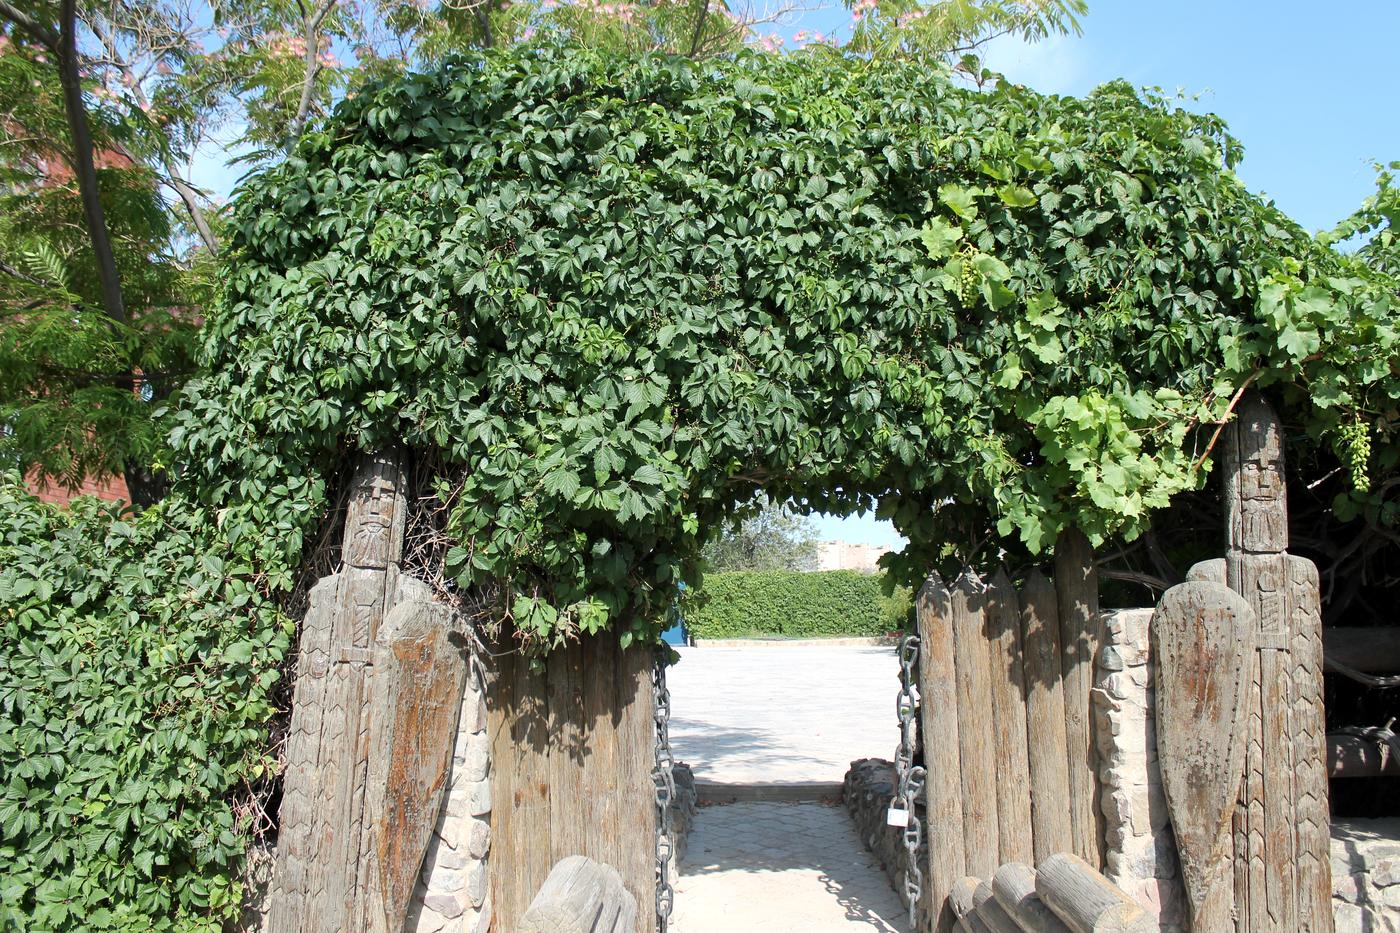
[685,570,911,639]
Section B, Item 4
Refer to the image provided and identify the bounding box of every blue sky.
[191,2,1400,550]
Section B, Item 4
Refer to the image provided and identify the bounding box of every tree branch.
[0,0,60,50]
[687,0,712,58]
[85,15,220,254]
[287,0,338,145]
[53,0,127,324]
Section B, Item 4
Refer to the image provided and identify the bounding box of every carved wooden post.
[270,452,472,933]
[1224,394,1332,932]
[1153,581,1255,931]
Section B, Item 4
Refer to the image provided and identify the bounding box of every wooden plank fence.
[916,532,1106,930]
[487,634,656,933]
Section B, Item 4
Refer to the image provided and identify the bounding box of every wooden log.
[1328,733,1400,777]
[992,862,1072,933]
[1324,627,1400,674]
[1035,854,1155,933]
[548,639,587,864]
[953,572,1000,878]
[1224,393,1332,933]
[490,644,554,930]
[918,572,967,933]
[490,632,656,933]
[614,643,658,933]
[1152,581,1255,933]
[986,569,1034,866]
[951,877,994,933]
[1018,570,1073,863]
[973,879,1027,933]
[583,635,621,877]
[1184,558,1225,585]
[518,855,638,933]
[1054,529,1102,869]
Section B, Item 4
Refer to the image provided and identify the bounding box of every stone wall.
[1092,607,1187,932]
[843,758,930,927]
[1332,819,1400,933]
[405,663,492,933]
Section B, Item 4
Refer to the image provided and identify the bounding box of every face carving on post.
[1232,406,1287,554]
[345,461,401,568]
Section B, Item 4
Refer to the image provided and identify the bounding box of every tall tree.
[703,497,820,572]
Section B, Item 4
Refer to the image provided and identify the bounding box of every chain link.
[891,633,926,928]
[652,648,677,931]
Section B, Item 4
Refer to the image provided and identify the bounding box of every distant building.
[816,540,890,573]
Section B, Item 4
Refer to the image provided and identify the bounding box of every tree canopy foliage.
[189,46,1398,653]
[0,0,1084,504]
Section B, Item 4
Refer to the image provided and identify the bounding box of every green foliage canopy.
[685,569,911,639]
[195,45,1398,650]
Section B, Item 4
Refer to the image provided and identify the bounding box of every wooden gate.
[915,530,1106,931]
[486,633,657,933]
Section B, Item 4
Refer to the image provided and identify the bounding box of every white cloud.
[978,30,1093,97]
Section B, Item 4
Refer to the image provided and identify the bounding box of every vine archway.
[192,43,1392,658]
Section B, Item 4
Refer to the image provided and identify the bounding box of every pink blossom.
[756,33,783,51]
[139,100,153,112]
[34,52,48,63]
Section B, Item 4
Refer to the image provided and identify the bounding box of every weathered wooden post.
[953,572,1000,879]
[1220,394,1332,932]
[1019,570,1074,864]
[487,634,657,933]
[1055,529,1103,870]
[918,572,966,933]
[269,452,473,933]
[986,569,1034,867]
[1153,581,1255,931]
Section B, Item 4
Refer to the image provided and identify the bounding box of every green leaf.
[938,184,982,221]
[996,185,1037,208]
[919,218,963,259]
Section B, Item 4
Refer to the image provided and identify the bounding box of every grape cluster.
[957,249,983,306]
[1338,417,1373,492]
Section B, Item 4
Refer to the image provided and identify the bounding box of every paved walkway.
[667,645,902,783]
[672,801,910,932]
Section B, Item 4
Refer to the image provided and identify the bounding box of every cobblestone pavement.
[672,801,910,932]
[667,645,902,783]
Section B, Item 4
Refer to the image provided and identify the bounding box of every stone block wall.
[405,664,492,933]
[1092,607,1187,932]
[1332,819,1400,933]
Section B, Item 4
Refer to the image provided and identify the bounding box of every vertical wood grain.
[918,572,966,932]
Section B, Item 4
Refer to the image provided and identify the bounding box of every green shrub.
[0,477,292,930]
[685,570,911,639]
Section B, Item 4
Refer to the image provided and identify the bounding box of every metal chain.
[890,633,927,928]
[652,648,677,931]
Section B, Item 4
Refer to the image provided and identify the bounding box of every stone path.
[672,801,910,933]
[668,645,902,783]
